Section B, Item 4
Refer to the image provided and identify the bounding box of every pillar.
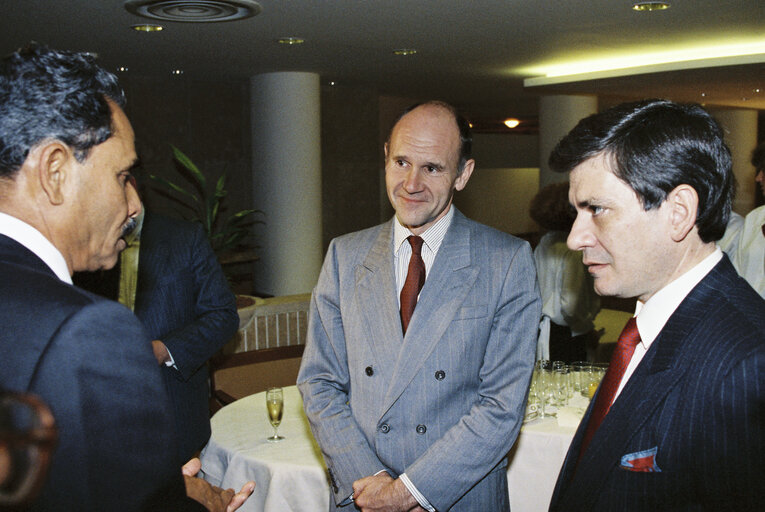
[708,108,759,215]
[250,72,322,296]
[538,95,598,189]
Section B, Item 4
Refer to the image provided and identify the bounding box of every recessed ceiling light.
[393,49,417,56]
[171,69,184,75]
[329,81,337,86]
[503,118,521,129]
[277,37,305,45]
[117,66,129,72]
[632,2,670,11]
[132,23,163,31]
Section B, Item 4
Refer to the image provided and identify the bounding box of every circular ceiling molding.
[124,0,261,23]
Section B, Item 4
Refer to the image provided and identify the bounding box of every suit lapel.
[355,221,402,378]
[382,210,479,414]
[556,259,733,508]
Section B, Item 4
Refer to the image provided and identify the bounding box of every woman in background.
[530,182,601,362]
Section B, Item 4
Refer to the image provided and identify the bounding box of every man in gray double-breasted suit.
[298,101,540,511]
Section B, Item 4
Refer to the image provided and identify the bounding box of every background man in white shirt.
[722,142,765,297]
[547,99,764,511]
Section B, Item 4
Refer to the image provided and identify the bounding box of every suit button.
[434,370,445,380]
[365,366,374,376]
[416,424,427,434]
[379,423,390,434]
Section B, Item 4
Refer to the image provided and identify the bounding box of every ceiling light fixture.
[277,37,305,45]
[503,118,520,129]
[393,49,417,56]
[523,40,765,83]
[171,69,184,75]
[124,0,261,23]
[117,66,129,72]
[131,23,164,31]
[632,2,670,11]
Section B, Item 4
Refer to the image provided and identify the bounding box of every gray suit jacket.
[298,209,540,511]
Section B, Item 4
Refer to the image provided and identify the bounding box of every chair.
[209,293,311,414]
[209,344,305,414]
[225,293,311,354]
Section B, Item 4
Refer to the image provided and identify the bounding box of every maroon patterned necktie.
[400,236,425,334]
[578,317,641,460]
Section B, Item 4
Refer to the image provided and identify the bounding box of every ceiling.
[2,0,764,120]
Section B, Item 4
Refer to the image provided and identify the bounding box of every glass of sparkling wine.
[266,387,284,442]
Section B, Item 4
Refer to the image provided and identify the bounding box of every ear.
[666,184,698,242]
[35,142,72,206]
[383,141,389,160]
[454,159,475,191]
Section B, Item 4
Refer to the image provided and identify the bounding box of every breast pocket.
[454,304,487,320]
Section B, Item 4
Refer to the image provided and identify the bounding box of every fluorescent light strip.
[523,41,765,83]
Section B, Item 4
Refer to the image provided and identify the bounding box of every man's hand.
[352,473,423,512]
[182,457,255,512]
[151,339,171,365]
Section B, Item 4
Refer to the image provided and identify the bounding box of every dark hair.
[529,182,576,232]
[0,43,125,178]
[389,100,473,174]
[752,141,765,171]
[549,99,733,243]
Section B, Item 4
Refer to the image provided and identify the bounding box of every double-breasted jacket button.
[416,424,427,434]
[379,423,390,434]
[365,366,374,376]
[434,370,446,380]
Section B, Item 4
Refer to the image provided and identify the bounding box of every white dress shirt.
[729,205,765,298]
[0,212,72,284]
[613,248,723,403]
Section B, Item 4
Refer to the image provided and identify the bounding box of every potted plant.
[149,146,263,307]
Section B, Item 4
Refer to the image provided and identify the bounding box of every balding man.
[298,101,540,511]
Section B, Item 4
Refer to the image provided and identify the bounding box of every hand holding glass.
[265,387,284,442]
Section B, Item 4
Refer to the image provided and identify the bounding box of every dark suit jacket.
[0,234,201,511]
[550,256,765,511]
[133,213,238,464]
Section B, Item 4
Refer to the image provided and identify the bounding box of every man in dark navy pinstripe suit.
[547,99,764,511]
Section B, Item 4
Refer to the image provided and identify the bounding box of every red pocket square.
[620,446,662,472]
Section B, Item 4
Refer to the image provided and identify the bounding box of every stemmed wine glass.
[265,387,285,442]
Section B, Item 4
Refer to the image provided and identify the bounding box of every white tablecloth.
[200,386,577,512]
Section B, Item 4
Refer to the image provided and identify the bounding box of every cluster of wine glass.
[526,360,608,419]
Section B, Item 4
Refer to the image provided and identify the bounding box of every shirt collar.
[634,248,722,348]
[0,212,72,284]
[393,206,454,255]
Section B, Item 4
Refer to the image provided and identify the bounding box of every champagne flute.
[266,387,285,442]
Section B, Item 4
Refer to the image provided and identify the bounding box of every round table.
[200,385,580,512]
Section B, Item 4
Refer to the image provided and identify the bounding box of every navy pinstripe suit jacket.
[550,256,765,511]
[0,234,200,510]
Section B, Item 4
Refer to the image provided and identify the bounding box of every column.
[538,95,598,189]
[708,108,759,215]
[251,72,322,296]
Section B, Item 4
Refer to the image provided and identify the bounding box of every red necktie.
[400,236,425,334]
[578,317,641,460]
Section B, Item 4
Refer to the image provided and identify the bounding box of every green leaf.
[148,174,199,203]
[172,146,207,189]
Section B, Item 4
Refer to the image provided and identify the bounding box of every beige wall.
[453,168,540,236]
